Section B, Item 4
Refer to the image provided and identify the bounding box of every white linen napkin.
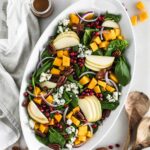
[0,0,40,149]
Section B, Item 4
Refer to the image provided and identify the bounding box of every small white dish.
[19,0,136,149]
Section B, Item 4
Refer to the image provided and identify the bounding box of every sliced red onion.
[105,71,112,86]
[63,107,69,122]
[79,71,96,78]
[37,56,54,69]
[27,90,40,98]
[100,27,104,40]
[75,11,98,23]
[109,79,119,92]
[41,94,58,107]
[50,110,63,114]
[82,122,93,135]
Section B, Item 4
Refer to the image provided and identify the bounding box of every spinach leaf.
[49,128,66,148]
[35,61,52,82]
[72,45,79,52]
[92,50,103,56]
[66,91,79,107]
[36,135,49,145]
[74,64,81,77]
[62,91,72,104]
[83,28,98,45]
[105,39,128,56]
[115,57,131,86]
[101,101,119,110]
[104,12,121,22]
[41,49,50,59]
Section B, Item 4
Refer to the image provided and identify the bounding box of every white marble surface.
[10,0,150,149]
[39,0,150,149]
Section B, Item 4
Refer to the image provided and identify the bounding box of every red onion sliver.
[105,71,112,85]
[50,110,63,114]
[82,122,93,135]
[41,95,58,107]
[100,27,104,40]
[79,71,96,78]
[109,79,119,92]
[27,90,40,98]
[63,107,69,122]
[37,56,54,69]
[75,11,98,23]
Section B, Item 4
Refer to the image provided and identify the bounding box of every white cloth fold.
[0,0,40,149]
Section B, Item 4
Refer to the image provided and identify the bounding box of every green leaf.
[49,128,66,148]
[72,45,79,52]
[41,49,50,59]
[74,64,81,77]
[105,39,129,56]
[35,61,52,83]
[66,91,79,107]
[92,49,103,56]
[101,101,119,110]
[115,57,131,86]
[36,135,49,145]
[83,28,98,45]
[104,12,121,23]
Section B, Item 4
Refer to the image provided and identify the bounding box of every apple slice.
[86,60,109,69]
[78,96,102,122]
[85,62,100,72]
[40,81,57,89]
[85,96,102,121]
[78,98,93,122]
[102,20,119,28]
[86,55,115,68]
[53,31,80,49]
[28,101,49,124]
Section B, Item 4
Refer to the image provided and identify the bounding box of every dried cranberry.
[28,85,33,91]
[115,144,120,148]
[22,99,29,107]
[24,92,28,97]
[92,124,97,128]
[45,112,50,117]
[108,145,113,149]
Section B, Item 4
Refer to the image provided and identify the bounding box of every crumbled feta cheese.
[75,129,78,136]
[66,143,72,150]
[29,119,35,129]
[66,126,75,134]
[58,26,63,33]
[67,119,72,125]
[84,50,92,56]
[70,137,76,143]
[59,86,64,94]
[60,99,65,105]
[39,72,52,83]
[113,92,119,101]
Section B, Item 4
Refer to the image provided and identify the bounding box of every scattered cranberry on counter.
[23,92,29,97]
[108,145,113,149]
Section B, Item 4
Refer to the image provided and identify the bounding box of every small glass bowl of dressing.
[30,0,54,18]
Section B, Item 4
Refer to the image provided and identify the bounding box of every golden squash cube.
[79,76,90,85]
[51,68,60,75]
[53,57,62,67]
[136,1,145,10]
[94,85,101,93]
[139,11,149,22]
[90,42,99,51]
[63,56,70,67]
[88,78,97,89]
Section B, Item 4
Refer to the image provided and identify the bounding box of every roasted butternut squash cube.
[79,76,90,85]
[63,50,69,56]
[39,124,49,133]
[63,56,70,67]
[78,125,88,136]
[72,106,80,114]
[70,14,80,24]
[74,139,81,145]
[34,97,42,105]
[90,42,99,51]
[131,15,138,26]
[94,85,101,93]
[99,41,109,49]
[136,1,145,10]
[106,85,115,92]
[88,78,97,89]
[34,123,39,130]
[110,30,117,40]
[50,68,60,75]
[59,66,65,71]
[54,114,62,122]
[78,136,87,142]
[49,118,55,125]
[66,111,73,119]
[103,30,116,41]
[46,95,53,103]
[139,11,149,22]
[103,31,110,41]
[71,116,80,126]
[34,86,41,96]
[93,36,101,44]
[57,50,64,58]
[53,57,62,67]
[114,28,121,37]
[98,80,107,88]
[109,73,118,83]
[117,35,124,40]
[86,131,93,138]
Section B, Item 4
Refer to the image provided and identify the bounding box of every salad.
[22,11,131,149]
